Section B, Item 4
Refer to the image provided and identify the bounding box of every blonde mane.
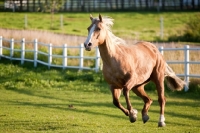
[101,16,126,46]
[93,16,126,55]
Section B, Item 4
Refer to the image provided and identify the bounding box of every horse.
[83,14,186,127]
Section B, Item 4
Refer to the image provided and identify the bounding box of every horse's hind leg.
[155,79,166,127]
[110,85,130,117]
[132,84,153,123]
[152,69,166,127]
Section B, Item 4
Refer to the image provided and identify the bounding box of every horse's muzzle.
[84,42,92,51]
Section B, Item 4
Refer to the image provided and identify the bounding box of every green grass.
[0,60,200,132]
[0,12,199,41]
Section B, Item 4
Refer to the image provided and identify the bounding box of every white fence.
[0,36,101,72]
[159,45,200,91]
[0,36,200,91]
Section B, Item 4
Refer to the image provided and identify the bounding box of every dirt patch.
[0,29,86,46]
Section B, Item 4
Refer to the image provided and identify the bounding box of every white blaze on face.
[84,24,95,45]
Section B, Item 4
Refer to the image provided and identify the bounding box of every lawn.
[0,12,199,41]
[0,60,200,133]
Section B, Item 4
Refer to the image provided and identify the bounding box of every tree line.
[2,0,200,12]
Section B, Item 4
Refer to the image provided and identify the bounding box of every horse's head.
[84,14,107,51]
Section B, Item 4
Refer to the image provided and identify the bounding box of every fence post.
[24,14,27,28]
[160,16,164,39]
[79,44,84,70]
[95,46,100,72]
[159,46,164,55]
[63,44,67,69]
[34,39,38,67]
[0,36,2,59]
[21,38,25,65]
[10,38,14,58]
[60,14,63,29]
[184,45,189,91]
[48,43,52,69]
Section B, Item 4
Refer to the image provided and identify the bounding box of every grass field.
[0,60,200,133]
[0,12,199,42]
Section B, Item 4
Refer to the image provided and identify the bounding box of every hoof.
[129,116,137,123]
[129,109,138,123]
[158,122,166,127]
[142,115,149,123]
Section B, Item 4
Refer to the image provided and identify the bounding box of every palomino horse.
[84,14,186,127]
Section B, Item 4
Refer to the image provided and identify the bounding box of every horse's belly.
[103,60,154,89]
[103,70,127,88]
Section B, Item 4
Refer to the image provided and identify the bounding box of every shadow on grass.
[4,84,124,118]
[4,84,200,125]
[5,88,127,121]
[0,58,109,93]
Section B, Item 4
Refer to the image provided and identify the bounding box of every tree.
[45,0,62,29]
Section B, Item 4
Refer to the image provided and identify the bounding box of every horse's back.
[134,41,159,56]
[134,41,166,78]
[132,41,165,64]
[127,41,165,85]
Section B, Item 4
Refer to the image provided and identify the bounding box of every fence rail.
[0,36,200,91]
[0,36,101,72]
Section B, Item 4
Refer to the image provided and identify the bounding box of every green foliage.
[144,81,156,91]
[188,79,200,96]
[168,13,200,42]
[44,0,63,13]
[183,13,200,42]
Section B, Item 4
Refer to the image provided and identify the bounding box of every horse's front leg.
[110,85,129,116]
[123,87,138,123]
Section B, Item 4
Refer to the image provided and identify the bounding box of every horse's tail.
[164,63,186,91]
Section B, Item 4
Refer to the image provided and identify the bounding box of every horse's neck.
[98,31,126,66]
[98,41,118,66]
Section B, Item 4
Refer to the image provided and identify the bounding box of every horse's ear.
[99,14,102,22]
[90,14,93,21]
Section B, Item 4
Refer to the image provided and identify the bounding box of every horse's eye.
[96,27,101,31]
